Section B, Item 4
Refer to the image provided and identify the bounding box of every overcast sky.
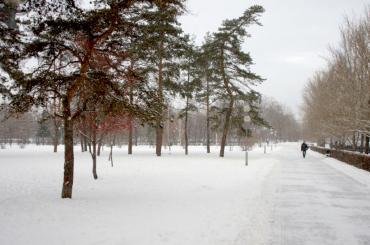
[179,0,368,118]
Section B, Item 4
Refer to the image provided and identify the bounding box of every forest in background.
[0,96,300,149]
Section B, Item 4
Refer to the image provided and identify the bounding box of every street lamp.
[243,105,251,166]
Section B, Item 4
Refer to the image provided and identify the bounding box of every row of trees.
[0,96,300,150]
[0,110,36,146]
[261,97,301,142]
[302,8,369,153]
[0,0,271,198]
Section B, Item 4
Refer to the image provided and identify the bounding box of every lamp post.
[243,105,251,166]
[270,128,274,151]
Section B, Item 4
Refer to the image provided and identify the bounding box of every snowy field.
[1,143,370,245]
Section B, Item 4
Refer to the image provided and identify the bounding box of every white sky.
[179,0,368,117]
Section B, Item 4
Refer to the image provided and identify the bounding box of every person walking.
[301,141,309,158]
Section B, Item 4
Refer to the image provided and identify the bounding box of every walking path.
[266,143,370,244]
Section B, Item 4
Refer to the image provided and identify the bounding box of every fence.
[310,146,370,172]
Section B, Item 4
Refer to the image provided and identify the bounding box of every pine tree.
[178,39,200,155]
[139,3,186,156]
[205,5,265,157]
[196,34,219,153]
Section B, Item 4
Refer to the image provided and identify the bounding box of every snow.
[1,143,370,244]
[269,145,370,244]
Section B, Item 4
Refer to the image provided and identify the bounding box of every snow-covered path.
[0,143,370,244]
[268,144,370,244]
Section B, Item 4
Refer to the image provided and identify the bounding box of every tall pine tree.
[139,3,186,156]
[178,39,200,155]
[205,5,265,157]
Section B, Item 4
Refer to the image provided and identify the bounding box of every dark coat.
[301,142,308,151]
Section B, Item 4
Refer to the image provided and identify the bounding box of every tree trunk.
[109,144,114,167]
[167,107,171,151]
[365,135,369,154]
[61,98,74,199]
[91,129,98,180]
[97,132,105,156]
[128,80,134,155]
[108,136,115,167]
[156,43,164,157]
[156,124,163,156]
[81,116,88,152]
[92,149,97,179]
[80,133,84,152]
[184,97,189,155]
[52,97,59,153]
[128,118,133,155]
[134,126,138,146]
[220,98,234,157]
[97,138,102,156]
[83,136,88,152]
[219,47,234,157]
[206,77,211,154]
[352,132,357,151]
[88,141,91,153]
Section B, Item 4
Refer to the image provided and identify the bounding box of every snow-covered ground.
[0,143,370,245]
